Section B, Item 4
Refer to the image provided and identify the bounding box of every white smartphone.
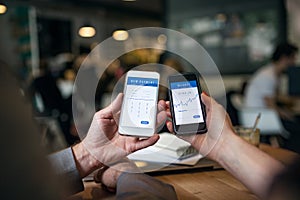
[119,70,160,137]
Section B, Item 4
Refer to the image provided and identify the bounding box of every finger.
[99,93,123,119]
[165,120,174,133]
[157,101,167,121]
[156,110,167,124]
[112,94,124,123]
[162,101,171,118]
[157,100,166,112]
[166,110,172,118]
[156,109,167,132]
[165,101,170,110]
[155,100,167,132]
[111,93,124,114]
[133,134,160,151]
[164,101,173,133]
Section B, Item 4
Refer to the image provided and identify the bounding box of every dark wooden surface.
[74,144,299,200]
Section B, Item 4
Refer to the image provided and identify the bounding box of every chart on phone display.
[121,77,158,128]
[170,80,204,125]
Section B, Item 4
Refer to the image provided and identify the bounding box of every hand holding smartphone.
[119,70,160,137]
[168,73,207,135]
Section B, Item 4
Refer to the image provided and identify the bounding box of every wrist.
[206,129,237,162]
[72,142,103,178]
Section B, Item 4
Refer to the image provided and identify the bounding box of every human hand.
[82,93,167,166]
[165,93,235,160]
[94,158,140,193]
[278,109,295,121]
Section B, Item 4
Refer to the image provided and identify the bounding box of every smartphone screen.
[168,73,207,134]
[119,71,159,137]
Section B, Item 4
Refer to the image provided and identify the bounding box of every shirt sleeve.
[116,172,177,200]
[245,67,277,108]
[257,73,276,97]
[48,147,84,195]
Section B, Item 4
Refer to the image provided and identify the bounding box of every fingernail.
[202,91,209,96]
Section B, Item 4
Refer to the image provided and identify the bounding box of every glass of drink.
[234,126,260,146]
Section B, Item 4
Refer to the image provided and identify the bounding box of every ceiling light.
[113,30,129,41]
[78,25,96,38]
[216,13,227,22]
[122,0,137,2]
[0,3,7,14]
[157,34,167,44]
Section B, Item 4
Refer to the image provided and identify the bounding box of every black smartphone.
[168,73,207,134]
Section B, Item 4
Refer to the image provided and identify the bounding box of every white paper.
[128,133,203,165]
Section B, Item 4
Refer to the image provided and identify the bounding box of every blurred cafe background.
[1,0,300,153]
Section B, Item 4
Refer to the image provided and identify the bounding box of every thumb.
[133,134,160,152]
[156,102,167,132]
[111,93,124,114]
[201,92,211,111]
[98,93,123,119]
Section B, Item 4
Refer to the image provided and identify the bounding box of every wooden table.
[75,144,299,200]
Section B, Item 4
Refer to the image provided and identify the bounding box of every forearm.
[265,97,288,114]
[214,132,284,199]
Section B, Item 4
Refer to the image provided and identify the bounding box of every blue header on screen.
[127,77,158,87]
[170,80,197,89]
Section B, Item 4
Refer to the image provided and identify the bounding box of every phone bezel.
[119,70,160,137]
[168,73,207,135]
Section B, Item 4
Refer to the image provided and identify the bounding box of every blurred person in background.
[0,60,177,200]
[29,58,79,145]
[57,61,79,143]
[244,43,298,117]
[244,42,300,152]
[95,58,125,111]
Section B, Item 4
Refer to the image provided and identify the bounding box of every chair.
[238,108,290,139]
[35,117,68,153]
[229,93,290,146]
